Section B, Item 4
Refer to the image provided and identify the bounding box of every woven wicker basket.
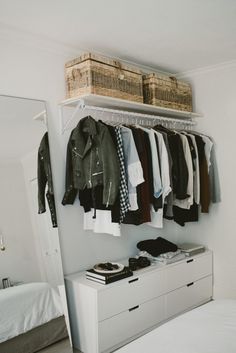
[143,73,192,111]
[65,53,143,103]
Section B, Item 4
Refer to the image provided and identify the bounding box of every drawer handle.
[187,282,194,287]
[129,278,139,284]
[187,259,194,263]
[129,305,139,312]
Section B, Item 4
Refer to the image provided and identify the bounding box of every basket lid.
[65,52,142,74]
[143,72,191,86]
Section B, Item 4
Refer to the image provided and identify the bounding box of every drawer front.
[165,275,213,318]
[97,270,164,321]
[98,295,165,352]
[165,253,212,292]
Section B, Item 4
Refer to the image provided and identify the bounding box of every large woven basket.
[143,73,192,111]
[65,53,143,103]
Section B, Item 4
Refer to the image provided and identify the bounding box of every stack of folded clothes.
[137,237,186,265]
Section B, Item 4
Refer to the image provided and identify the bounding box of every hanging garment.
[153,130,171,200]
[173,134,193,209]
[84,209,121,237]
[37,132,57,228]
[62,114,221,233]
[187,133,200,204]
[78,185,121,236]
[172,132,199,226]
[100,123,122,223]
[122,127,151,225]
[173,202,199,226]
[114,126,130,221]
[120,126,144,210]
[153,126,174,219]
[201,135,213,172]
[157,129,174,218]
[131,127,152,223]
[171,132,201,226]
[62,116,120,207]
[160,128,189,200]
[154,126,190,223]
[139,127,162,199]
[148,129,171,228]
[208,138,221,203]
[193,134,211,213]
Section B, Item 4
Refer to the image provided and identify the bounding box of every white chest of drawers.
[65,251,213,353]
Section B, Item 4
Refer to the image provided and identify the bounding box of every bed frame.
[0,316,68,353]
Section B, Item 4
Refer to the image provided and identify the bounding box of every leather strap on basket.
[114,60,125,80]
[72,68,81,79]
[170,76,178,90]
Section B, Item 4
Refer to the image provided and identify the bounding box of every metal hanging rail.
[59,97,197,134]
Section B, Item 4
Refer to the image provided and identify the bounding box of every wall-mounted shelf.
[60,94,202,119]
[59,94,202,134]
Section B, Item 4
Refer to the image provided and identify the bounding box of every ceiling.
[0,96,46,161]
[0,0,236,73]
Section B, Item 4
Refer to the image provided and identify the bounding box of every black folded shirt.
[137,236,178,257]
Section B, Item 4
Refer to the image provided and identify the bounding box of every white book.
[179,243,205,253]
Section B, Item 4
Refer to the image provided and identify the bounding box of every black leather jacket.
[37,132,57,227]
[62,116,120,207]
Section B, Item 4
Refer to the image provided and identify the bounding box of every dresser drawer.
[165,275,212,318]
[97,269,165,321]
[165,253,212,292]
[98,295,165,352]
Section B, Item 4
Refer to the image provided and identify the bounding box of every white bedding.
[115,300,236,353]
[0,282,63,343]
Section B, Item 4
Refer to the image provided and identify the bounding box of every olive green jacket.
[62,116,120,207]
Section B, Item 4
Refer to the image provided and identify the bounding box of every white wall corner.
[175,59,236,79]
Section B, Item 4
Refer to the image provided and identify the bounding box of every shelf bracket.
[61,99,85,134]
[33,110,47,125]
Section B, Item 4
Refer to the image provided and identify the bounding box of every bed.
[115,300,236,353]
[0,282,68,353]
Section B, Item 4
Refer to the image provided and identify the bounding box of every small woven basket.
[143,73,192,111]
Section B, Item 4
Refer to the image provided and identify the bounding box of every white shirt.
[121,126,144,211]
[153,129,172,199]
[148,130,172,229]
[84,210,121,237]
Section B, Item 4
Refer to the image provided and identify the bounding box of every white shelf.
[60,94,202,120]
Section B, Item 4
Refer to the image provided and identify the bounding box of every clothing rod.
[61,99,196,134]
[80,103,196,125]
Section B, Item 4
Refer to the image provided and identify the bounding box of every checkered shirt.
[115,126,130,222]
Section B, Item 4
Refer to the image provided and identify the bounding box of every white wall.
[0,161,42,286]
[175,63,236,298]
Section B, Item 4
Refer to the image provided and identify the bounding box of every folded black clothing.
[137,237,178,257]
